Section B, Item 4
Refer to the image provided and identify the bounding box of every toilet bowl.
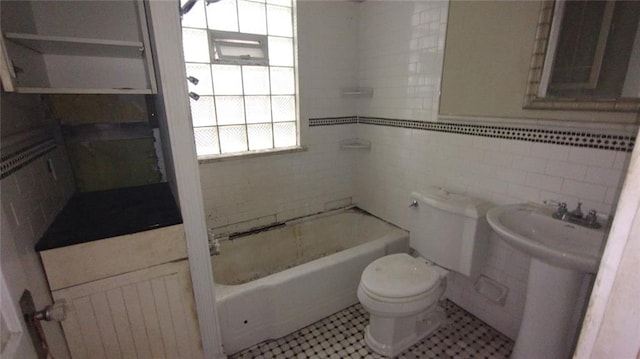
[357,253,448,357]
[357,189,492,357]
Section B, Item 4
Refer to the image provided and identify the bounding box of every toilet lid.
[361,253,440,299]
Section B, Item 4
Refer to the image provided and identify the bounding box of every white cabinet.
[38,224,204,359]
[52,261,202,359]
[0,0,156,94]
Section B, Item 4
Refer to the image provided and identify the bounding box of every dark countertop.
[35,183,182,251]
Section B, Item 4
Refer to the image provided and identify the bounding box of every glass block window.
[181,0,298,157]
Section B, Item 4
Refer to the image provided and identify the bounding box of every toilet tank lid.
[411,188,493,219]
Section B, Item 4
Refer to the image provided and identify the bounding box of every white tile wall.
[197,0,634,342]
[353,0,632,340]
[1,96,76,359]
[199,1,361,232]
[358,1,447,121]
[200,124,358,232]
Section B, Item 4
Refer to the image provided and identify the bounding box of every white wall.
[199,1,361,233]
[196,0,636,342]
[358,1,446,121]
[574,126,640,358]
[440,0,637,123]
[354,0,633,339]
[1,93,75,358]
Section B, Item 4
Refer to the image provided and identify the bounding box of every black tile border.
[309,116,635,152]
[308,116,358,126]
[1,138,57,180]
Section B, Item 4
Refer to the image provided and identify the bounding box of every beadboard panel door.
[52,260,203,359]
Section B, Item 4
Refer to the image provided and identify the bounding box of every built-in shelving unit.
[0,0,156,94]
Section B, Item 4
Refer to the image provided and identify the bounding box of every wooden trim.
[40,225,188,291]
[0,34,16,92]
[144,1,225,357]
[523,0,640,113]
[138,0,158,94]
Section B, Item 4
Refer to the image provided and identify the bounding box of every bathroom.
[1,0,639,358]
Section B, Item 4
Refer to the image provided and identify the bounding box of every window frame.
[209,30,270,66]
[522,0,640,112]
[546,0,615,92]
[181,0,301,159]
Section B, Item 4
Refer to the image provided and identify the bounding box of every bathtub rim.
[213,230,409,301]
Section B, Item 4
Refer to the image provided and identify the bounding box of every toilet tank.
[410,189,493,278]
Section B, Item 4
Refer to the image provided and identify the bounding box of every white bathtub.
[211,208,409,354]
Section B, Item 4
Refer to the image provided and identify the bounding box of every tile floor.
[229,300,514,358]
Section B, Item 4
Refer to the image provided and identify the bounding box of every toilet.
[357,188,493,357]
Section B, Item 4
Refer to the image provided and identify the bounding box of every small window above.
[209,30,269,66]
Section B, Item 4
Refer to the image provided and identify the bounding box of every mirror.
[524,0,640,112]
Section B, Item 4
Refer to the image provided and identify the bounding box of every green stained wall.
[67,138,161,192]
[49,94,162,192]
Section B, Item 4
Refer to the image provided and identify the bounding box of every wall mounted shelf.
[340,138,371,150]
[341,87,373,97]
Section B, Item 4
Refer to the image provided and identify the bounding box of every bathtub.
[211,207,409,354]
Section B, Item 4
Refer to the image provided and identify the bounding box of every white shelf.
[0,0,157,94]
[341,87,374,97]
[4,32,144,58]
[15,87,154,95]
[340,138,371,150]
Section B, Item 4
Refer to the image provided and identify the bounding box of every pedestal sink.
[486,203,607,359]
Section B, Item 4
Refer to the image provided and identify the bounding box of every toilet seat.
[360,253,441,300]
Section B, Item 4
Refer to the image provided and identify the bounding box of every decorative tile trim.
[1,138,57,180]
[309,115,635,152]
[309,116,358,127]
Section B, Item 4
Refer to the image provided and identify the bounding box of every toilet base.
[363,305,445,357]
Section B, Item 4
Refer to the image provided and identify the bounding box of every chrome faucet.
[208,230,224,255]
[549,201,567,220]
[565,202,583,220]
[546,200,601,229]
[585,210,599,227]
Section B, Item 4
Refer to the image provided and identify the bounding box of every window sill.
[197,145,308,164]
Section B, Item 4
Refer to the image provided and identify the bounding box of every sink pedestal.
[512,258,587,359]
[486,203,605,359]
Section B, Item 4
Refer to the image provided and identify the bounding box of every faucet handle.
[585,209,602,228]
[572,201,583,218]
[548,200,567,219]
[555,201,567,212]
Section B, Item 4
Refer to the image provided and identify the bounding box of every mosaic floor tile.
[229,300,513,358]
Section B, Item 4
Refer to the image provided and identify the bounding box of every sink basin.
[486,203,606,273]
[487,203,609,359]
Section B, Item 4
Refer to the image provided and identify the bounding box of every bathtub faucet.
[208,230,224,255]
